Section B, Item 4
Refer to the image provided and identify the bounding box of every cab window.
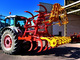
[5,18,14,26]
[5,18,10,26]
[17,20,25,26]
[10,18,14,26]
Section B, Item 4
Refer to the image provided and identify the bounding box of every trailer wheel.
[1,29,21,54]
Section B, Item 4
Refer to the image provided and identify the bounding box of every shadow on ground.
[0,44,80,59]
[18,46,80,59]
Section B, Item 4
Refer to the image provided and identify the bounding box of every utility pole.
[64,0,67,36]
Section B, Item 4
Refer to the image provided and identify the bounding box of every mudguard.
[1,26,21,35]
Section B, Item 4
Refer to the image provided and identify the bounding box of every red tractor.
[0,3,71,54]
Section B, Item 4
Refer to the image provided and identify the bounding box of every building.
[39,0,80,36]
[65,0,80,36]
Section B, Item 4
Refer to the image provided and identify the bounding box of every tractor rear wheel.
[1,29,22,54]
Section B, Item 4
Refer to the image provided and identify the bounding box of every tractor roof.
[5,15,27,19]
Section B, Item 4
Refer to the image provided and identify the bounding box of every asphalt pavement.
[0,43,80,60]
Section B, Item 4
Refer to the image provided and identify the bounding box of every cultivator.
[17,3,71,53]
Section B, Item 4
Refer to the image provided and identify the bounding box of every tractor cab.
[4,15,26,29]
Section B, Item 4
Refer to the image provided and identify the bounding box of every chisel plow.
[18,3,71,53]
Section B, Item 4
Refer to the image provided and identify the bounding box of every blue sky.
[0,0,64,18]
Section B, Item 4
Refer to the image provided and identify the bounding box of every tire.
[22,41,31,51]
[70,39,73,43]
[1,29,22,54]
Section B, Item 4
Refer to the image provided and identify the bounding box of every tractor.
[0,15,27,54]
[0,3,71,54]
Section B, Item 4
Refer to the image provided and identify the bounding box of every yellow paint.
[42,3,68,26]
[40,36,71,47]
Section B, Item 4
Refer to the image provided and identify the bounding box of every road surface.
[0,43,80,60]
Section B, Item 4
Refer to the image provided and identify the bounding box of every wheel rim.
[4,35,12,48]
